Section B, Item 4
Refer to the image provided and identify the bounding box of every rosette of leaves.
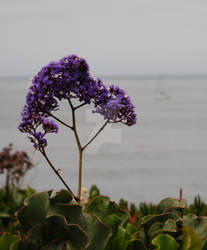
[137,198,185,249]
[183,214,207,249]
[139,197,207,250]
[86,195,146,249]
[0,190,112,250]
[2,193,207,250]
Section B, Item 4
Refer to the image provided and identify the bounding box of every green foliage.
[152,234,179,250]
[87,195,129,223]
[14,190,111,249]
[0,186,36,233]
[0,144,36,234]
[89,184,100,200]
[1,187,207,249]
[183,214,207,240]
[129,203,137,216]
[181,226,202,250]
[185,195,207,216]
[139,202,158,216]
[119,198,128,210]
[0,232,20,250]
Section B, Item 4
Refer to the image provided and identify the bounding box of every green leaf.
[89,185,100,200]
[125,223,137,236]
[26,186,36,196]
[142,213,181,237]
[0,213,11,218]
[148,222,163,237]
[158,198,186,213]
[48,203,111,250]
[152,234,179,250]
[41,240,66,250]
[104,214,122,234]
[163,219,177,231]
[183,214,207,240]
[27,215,89,249]
[87,195,129,222]
[17,191,51,232]
[125,239,147,250]
[112,226,131,250]
[12,187,25,206]
[10,240,23,250]
[104,215,123,250]
[84,214,111,250]
[50,189,73,204]
[181,226,202,250]
[201,238,207,250]
[0,232,19,250]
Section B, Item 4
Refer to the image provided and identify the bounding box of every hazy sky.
[1,0,207,76]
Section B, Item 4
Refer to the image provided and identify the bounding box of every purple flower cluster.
[19,54,136,148]
[94,85,136,126]
[18,110,58,149]
[25,55,91,115]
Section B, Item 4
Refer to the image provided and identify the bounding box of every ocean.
[0,76,207,204]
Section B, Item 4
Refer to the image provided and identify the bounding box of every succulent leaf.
[27,215,89,249]
[181,226,202,250]
[50,189,73,204]
[87,195,129,222]
[125,239,147,250]
[142,213,181,234]
[112,225,131,249]
[163,219,177,230]
[104,215,123,250]
[183,214,207,240]
[201,238,207,250]
[17,191,52,232]
[0,232,19,250]
[157,198,186,216]
[151,234,179,250]
[41,240,67,250]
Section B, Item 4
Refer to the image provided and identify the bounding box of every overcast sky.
[1,0,207,76]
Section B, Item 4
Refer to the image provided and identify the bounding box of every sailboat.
[154,76,170,101]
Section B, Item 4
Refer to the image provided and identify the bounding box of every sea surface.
[0,76,207,204]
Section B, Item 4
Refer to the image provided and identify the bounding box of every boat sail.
[154,76,170,101]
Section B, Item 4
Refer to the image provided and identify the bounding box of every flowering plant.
[0,143,34,201]
[19,55,136,201]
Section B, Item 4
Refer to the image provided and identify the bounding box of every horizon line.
[0,73,207,79]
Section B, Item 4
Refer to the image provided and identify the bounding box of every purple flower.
[43,119,58,133]
[19,54,136,149]
[94,85,136,126]
[19,114,58,149]
[28,131,47,149]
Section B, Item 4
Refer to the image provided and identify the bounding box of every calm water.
[0,76,207,204]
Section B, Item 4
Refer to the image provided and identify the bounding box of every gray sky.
[1,0,207,76]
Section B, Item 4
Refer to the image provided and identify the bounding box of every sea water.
[0,76,207,204]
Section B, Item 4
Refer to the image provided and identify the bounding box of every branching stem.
[82,119,109,150]
[40,147,79,202]
[68,99,83,200]
[67,98,109,201]
[47,112,73,130]
[74,101,87,110]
